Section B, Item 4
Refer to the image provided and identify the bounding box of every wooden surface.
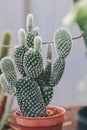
[5,106,81,130]
[63,106,80,130]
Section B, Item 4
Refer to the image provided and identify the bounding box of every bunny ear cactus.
[0,14,73,117]
[63,0,87,48]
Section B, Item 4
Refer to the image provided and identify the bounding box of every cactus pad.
[35,69,53,106]
[23,49,43,78]
[51,57,65,87]
[0,30,11,59]
[16,77,47,117]
[26,14,39,48]
[4,71,17,87]
[18,29,26,46]
[54,28,72,58]
[0,74,15,94]
[0,57,15,72]
[40,85,53,106]
[14,45,28,76]
[44,44,52,85]
[0,57,17,87]
[26,30,39,48]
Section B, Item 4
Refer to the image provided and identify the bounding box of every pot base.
[18,123,62,130]
[14,106,65,130]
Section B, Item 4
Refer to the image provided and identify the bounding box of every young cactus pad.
[26,14,39,48]
[54,28,72,58]
[51,57,65,87]
[0,13,73,117]
[23,36,43,78]
[0,74,15,94]
[0,57,17,87]
[44,44,52,85]
[14,29,28,76]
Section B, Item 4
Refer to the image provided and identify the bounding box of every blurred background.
[0,0,87,108]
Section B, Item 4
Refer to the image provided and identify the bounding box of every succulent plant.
[0,31,12,110]
[0,14,72,117]
[0,30,14,129]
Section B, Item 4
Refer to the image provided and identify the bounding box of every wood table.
[5,106,81,130]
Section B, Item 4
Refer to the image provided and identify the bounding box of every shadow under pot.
[14,106,65,130]
[77,106,87,130]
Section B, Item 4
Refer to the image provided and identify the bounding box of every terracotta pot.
[77,106,87,130]
[14,106,65,130]
[0,95,7,119]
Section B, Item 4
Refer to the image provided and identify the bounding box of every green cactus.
[0,30,14,129]
[0,30,11,60]
[0,14,73,117]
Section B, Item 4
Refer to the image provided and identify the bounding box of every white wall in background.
[0,0,87,109]
[0,0,24,44]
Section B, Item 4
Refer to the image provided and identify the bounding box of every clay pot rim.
[14,106,66,120]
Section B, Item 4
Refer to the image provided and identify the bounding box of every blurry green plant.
[0,30,14,130]
[63,0,87,104]
[63,0,87,48]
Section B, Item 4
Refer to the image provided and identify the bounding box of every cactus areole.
[0,14,73,130]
